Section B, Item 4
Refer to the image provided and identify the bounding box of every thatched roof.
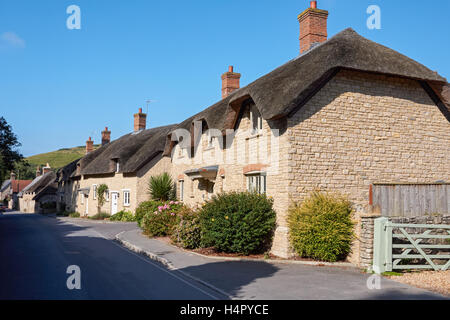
[80,124,176,176]
[78,28,450,168]
[22,171,56,199]
[166,28,447,147]
[57,159,80,182]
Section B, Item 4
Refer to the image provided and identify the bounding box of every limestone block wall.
[76,174,138,216]
[287,70,450,264]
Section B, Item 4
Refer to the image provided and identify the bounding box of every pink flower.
[175,201,179,205]
[170,201,174,204]
[170,212,175,216]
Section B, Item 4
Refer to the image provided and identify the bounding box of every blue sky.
[1,0,449,157]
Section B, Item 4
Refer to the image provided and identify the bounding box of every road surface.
[0,212,226,300]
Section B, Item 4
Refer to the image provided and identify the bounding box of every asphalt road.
[0,212,226,300]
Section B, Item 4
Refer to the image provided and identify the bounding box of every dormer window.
[250,105,263,134]
[110,158,120,173]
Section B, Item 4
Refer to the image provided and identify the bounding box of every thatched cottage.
[58,1,450,265]
[18,165,57,213]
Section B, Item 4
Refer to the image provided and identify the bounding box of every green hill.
[26,145,99,170]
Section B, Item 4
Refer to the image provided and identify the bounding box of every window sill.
[246,132,263,140]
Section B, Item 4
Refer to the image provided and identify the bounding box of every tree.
[0,117,23,185]
[14,160,36,180]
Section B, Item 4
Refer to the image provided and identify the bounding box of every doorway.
[111,192,119,215]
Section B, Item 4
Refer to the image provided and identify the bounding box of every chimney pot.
[221,66,241,99]
[298,1,329,54]
[86,137,94,154]
[101,127,111,146]
[134,108,147,132]
[43,163,51,174]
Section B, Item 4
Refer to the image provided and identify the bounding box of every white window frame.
[92,184,97,200]
[206,131,215,149]
[116,161,120,173]
[122,189,130,207]
[250,105,263,135]
[246,172,267,194]
[105,189,110,202]
[179,180,184,201]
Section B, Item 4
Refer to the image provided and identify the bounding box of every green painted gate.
[373,217,450,274]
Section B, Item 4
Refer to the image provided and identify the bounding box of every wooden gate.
[371,184,450,217]
[373,217,450,273]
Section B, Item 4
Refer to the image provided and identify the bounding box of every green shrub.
[141,201,184,237]
[148,172,175,201]
[41,202,56,210]
[172,208,202,249]
[288,191,355,262]
[200,192,276,255]
[110,210,136,222]
[136,200,165,226]
[68,212,80,218]
[89,212,111,220]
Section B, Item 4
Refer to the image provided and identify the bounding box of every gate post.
[373,217,390,274]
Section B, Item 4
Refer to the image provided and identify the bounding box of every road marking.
[65,220,223,300]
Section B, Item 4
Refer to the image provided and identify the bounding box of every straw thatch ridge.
[80,124,176,176]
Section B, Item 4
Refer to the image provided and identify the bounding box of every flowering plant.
[140,200,184,237]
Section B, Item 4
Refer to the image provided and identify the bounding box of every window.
[207,131,215,148]
[179,180,184,201]
[116,161,120,173]
[247,174,266,194]
[105,189,110,202]
[93,185,97,200]
[250,105,263,134]
[81,193,84,205]
[123,190,130,206]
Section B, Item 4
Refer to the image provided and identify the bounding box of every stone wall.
[287,69,450,264]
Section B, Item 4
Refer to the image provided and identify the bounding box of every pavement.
[114,229,448,300]
[1,211,447,300]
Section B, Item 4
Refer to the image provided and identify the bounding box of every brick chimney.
[36,166,41,178]
[43,163,51,174]
[86,137,94,154]
[298,1,329,54]
[221,66,241,99]
[134,108,147,132]
[10,171,16,181]
[101,127,111,146]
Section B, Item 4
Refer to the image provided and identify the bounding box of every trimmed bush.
[89,212,111,220]
[110,210,136,222]
[172,208,202,249]
[288,191,355,262]
[68,212,80,218]
[148,172,175,201]
[200,192,276,255]
[140,200,184,237]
